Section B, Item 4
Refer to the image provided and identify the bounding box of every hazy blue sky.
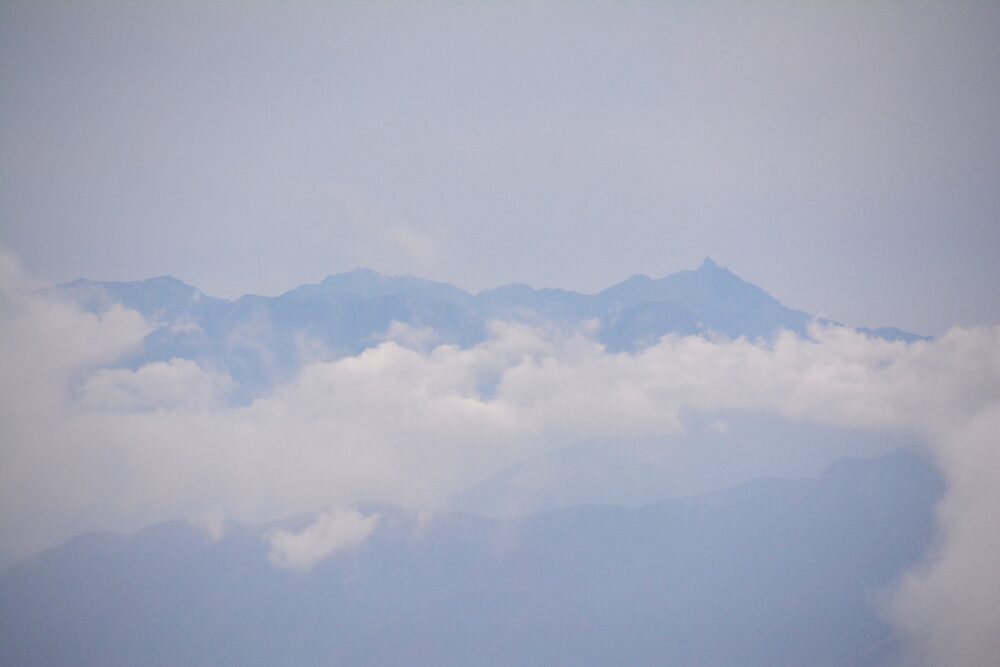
[2,1,998,333]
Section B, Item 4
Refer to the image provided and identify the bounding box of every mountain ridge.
[49,257,775,306]
[55,257,925,338]
[49,260,929,402]
[0,447,941,666]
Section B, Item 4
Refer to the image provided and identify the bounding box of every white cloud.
[266,509,380,571]
[888,404,1000,666]
[0,259,150,424]
[80,359,233,411]
[375,321,441,351]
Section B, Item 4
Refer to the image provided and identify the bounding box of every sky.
[2,5,1000,659]
[1,0,999,334]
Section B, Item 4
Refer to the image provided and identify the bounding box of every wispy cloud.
[266,508,380,571]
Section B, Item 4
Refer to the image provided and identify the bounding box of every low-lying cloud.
[1,254,998,663]
[80,359,234,412]
[266,509,380,571]
[888,404,1000,665]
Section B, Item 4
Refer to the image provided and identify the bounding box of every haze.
[3,3,1000,665]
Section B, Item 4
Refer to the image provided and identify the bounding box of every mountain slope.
[594,258,816,338]
[0,449,941,666]
[449,411,920,518]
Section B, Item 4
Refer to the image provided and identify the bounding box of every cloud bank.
[1,255,998,662]
[889,404,1000,665]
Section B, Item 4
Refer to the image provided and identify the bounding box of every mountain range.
[52,258,926,399]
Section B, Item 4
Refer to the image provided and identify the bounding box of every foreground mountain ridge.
[0,448,941,666]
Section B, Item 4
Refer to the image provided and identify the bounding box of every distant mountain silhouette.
[53,275,228,322]
[449,411,920,518]
[50,259,929,400]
